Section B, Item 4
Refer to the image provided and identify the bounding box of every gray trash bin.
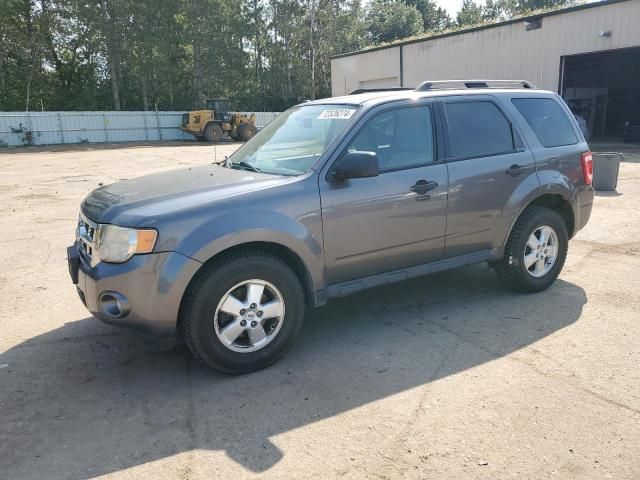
[592,152,622,191]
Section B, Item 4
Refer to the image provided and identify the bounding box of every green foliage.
[366,0,423,45]
[403,0,452,32]
[0,0,575,111]
[457,0,484,27]
[482,0,506,21]
[0,0,367,112]
[513,0,572,14]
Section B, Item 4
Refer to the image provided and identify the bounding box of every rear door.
[510,96,584,183]
[441,95,539,258]
[319,101,448,285]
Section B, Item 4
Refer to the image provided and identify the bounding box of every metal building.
[331,0,640,139]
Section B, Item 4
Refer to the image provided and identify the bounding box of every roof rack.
[415,80,537,91]
[349,87,413,95]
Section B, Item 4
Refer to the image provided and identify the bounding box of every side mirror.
[331,151,379,182]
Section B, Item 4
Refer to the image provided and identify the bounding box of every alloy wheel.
[523,225,559,278]
[213,279,285,353]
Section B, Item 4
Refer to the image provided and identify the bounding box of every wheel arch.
[179,241,317,326]
[504,193,576,249]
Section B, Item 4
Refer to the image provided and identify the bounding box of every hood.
[81,164,287,224]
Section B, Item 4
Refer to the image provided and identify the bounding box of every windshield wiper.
[230,161,263,173]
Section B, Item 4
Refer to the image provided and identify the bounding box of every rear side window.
[512,98,578,147]
[444,101,515,159]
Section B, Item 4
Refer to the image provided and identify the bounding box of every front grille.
[76,213,98,267]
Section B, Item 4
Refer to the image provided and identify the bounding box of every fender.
[536,169,580,234]
[500,169,576,249]
[174,209,326,292]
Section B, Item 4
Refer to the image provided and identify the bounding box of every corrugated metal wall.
[331,0,640,95]
[0,111,280,147]
[331,47,401,95]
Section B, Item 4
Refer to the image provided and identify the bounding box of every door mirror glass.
[331,151,379,181]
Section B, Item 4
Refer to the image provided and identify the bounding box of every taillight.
[581,151,593,185]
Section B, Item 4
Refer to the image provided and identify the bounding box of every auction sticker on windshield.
[318,109,355,120]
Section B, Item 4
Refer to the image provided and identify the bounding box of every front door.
[320,103,448,285]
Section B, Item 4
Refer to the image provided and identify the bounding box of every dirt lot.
[1,142,639,480]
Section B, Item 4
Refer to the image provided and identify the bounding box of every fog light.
[99,291,130,318]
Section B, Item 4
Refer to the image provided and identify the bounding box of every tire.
[180,250,305,374]
[203,123,223,143]
[238,123,257,142]
[495,206,568,293]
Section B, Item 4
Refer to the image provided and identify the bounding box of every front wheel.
[495,206,568,293]
[180,251,305,374]
[203,123,223,143]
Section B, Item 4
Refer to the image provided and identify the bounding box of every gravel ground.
[0,142,639,480]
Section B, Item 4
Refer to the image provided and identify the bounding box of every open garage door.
[560,47,640,142]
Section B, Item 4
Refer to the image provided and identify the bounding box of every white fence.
[0,111,280,147]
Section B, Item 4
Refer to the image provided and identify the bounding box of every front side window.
[229,104,357,175]
[512,98,578,148]
[347,106,434,172]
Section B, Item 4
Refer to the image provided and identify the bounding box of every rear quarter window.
[512,98,578,148]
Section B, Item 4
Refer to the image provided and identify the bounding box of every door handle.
[505,164,530,177]
[410,180,438,195]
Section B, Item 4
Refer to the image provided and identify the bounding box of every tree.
[97,0,123,110]
[456,0,484,26]
[313,0,365,99]
[404,0,451,32]
[514,0,570,14]
[496,0,571,18]
[4,0,503,112]
[482,0,506,21]
[366,0,423,45]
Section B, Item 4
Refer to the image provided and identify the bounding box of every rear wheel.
[238,123,257,142]
[495,206,568,293]
[180,251,305,374]
[203,123,223,143]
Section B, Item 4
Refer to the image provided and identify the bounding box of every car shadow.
[0,264,586,479]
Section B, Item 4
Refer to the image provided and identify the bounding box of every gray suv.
[68,80,594,374]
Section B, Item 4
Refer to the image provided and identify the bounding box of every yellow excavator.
[181,98,258,143]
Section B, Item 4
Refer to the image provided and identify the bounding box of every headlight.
[96,225,157,263]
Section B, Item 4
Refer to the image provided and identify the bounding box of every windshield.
[228,104,358,175]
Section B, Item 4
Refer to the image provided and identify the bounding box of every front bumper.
[68,242,202,348]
